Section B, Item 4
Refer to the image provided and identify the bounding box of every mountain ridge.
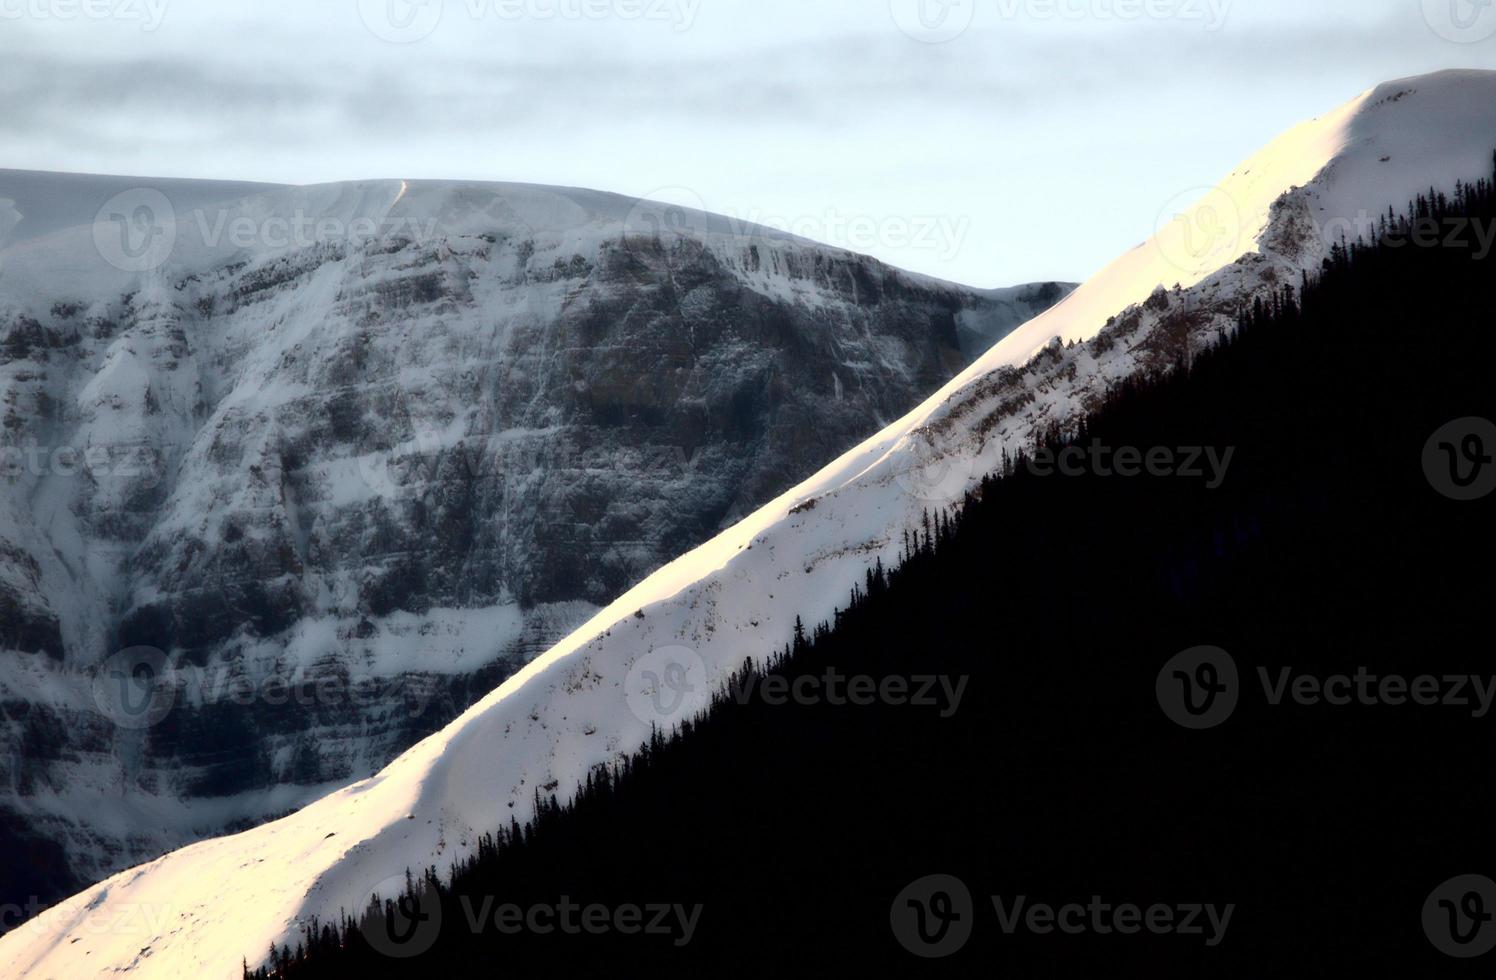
[0,167,1071,915]
[5,68,1496,979]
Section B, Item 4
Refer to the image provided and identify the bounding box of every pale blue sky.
[3,0,1495,286]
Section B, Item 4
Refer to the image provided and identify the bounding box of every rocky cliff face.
[0,173,1069,909]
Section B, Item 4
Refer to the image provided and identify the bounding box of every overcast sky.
[4,0,1496,286]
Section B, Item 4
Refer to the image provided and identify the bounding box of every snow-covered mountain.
[5,68,1496,978]
[0,172,1070,909]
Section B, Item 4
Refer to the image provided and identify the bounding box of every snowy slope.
[5,69,1496,978]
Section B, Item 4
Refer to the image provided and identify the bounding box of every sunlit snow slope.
[4,69,1495,979]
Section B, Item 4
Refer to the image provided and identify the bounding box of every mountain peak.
[5,69,1495,979]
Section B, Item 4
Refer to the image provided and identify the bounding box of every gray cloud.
[4,0,1493,285]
